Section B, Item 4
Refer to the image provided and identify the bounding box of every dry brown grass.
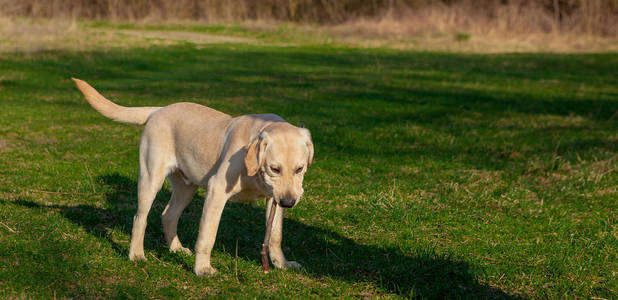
[325,0,616,52]
[0,0,616,36]
[0,0,616,53]
[0,16,616,54]
[0,18,256,54]
[0,18,138,53]
[328,19,618,53]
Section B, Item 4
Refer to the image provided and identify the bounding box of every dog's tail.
[72,78,160,125]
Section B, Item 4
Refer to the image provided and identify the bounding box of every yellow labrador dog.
[72,78,313,276]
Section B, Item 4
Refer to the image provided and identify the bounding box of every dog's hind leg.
[162,171,197,255]
[129,137,168,261]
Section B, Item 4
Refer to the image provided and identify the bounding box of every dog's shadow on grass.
[15,173,516,298]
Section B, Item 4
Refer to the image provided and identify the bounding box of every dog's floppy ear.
[306,139,314,167]
[245,132,268,176]
[301,128,314,167]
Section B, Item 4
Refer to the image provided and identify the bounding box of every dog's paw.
[129,252,147,261]
[171,245,192,256]
[284,261,302,269]
[194,265,218,276]
[275,260,302,269]
[194,254,217,276]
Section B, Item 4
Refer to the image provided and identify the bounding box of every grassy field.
[0,23,617,298]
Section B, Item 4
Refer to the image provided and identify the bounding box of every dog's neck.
[253,169,272,198]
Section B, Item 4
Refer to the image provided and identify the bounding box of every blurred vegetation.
[0,0,616,36]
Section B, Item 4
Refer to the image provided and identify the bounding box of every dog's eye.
[295,166,304,174]
[270,166,281,174]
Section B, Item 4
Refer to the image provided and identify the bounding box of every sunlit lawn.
[0,28,616,298]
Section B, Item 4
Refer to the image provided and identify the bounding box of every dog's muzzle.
[278,197,296,208]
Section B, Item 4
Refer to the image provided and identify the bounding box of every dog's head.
[245,124,313,208]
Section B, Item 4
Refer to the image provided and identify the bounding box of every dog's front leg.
[266,197,302,269]
[194,179,228,276]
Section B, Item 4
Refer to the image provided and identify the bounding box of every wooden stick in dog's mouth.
[261,199,278,273]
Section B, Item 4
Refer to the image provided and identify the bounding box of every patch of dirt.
[33,136,58,145]
[0,139,9,150]
[0,138,19,152]
[112,29,254,44]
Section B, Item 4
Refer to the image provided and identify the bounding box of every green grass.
[0,36,616,298]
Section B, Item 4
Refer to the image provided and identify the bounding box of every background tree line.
[1,0,616,35]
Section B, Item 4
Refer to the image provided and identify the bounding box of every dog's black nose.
[279,197,296,208]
